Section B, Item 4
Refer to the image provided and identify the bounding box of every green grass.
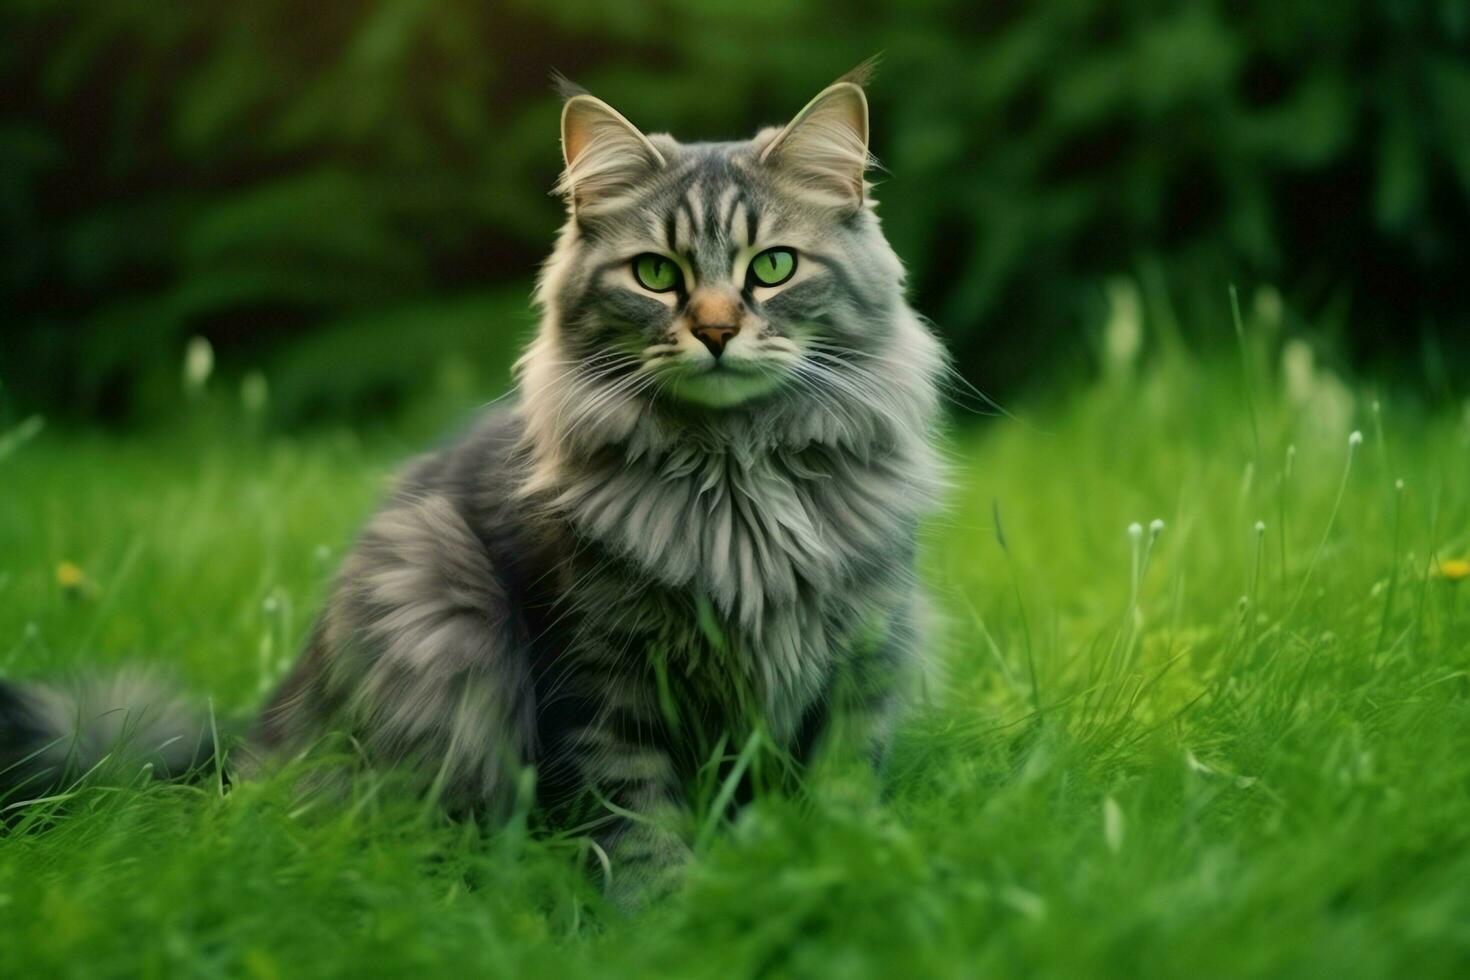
[2,332,1469,978]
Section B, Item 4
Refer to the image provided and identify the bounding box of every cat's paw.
[603,829,691,914]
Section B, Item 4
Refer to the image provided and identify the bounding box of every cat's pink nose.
[692,323,738,358]
[687,290,744,359]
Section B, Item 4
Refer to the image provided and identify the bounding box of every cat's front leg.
[598,794,691,913]
[805,592,929,774]
[566,685,691,911]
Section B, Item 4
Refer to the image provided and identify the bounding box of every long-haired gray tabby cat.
[1,71,945,904]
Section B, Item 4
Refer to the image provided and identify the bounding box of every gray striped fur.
[1,78,945,905]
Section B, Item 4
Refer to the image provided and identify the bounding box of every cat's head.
[526,73,942,443]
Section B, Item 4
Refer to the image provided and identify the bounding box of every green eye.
[752,249,799,287]
[748,247,797,288]
[634,253,680,292]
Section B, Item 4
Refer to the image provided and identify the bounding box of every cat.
[0,70,946,905]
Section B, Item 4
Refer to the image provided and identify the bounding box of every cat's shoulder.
[383,402,568,594]
[392,401,527,501]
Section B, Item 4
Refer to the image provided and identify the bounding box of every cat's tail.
[0,670,215,804]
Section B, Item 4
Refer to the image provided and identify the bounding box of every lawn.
[2,315,1469,978]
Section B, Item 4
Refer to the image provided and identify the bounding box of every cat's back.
[391,401,564,609]
[395,401,524,504]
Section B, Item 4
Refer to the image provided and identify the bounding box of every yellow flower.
[1436,559,1470,582]
[56,560,99,599]
[56,561,86,589]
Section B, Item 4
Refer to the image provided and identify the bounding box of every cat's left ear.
[558,94,666,214]
[759,81,870,210]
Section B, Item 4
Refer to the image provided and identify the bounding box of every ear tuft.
[759,82,871,209]
[838,54,881,88]
[549,70,586,101]
[557,95,665,214]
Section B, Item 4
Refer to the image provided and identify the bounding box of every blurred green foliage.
[2,0,1468,425]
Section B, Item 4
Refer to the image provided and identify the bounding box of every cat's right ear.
[557,95,665,215]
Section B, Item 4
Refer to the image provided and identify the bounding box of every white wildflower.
[183,336,214,396]
[241,372,270,415]
[1102,278,1144,376]
[1252,285,1283,328]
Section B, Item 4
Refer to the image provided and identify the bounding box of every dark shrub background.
[2,0,1467,425]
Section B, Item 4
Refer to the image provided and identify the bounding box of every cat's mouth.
[660,357,789,408]
[700,359,761,377]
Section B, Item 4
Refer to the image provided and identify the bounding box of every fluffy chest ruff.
[523,407,939,735]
